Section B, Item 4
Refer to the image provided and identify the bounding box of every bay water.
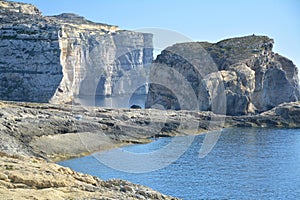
[59,128,300,199]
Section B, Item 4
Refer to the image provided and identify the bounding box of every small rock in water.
[130,105,142,109]
[74,115,83,120]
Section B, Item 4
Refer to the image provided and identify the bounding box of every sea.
[59,128,300,200]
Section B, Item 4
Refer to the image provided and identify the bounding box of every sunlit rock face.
[146,35,300,115]
[0,0,153,103]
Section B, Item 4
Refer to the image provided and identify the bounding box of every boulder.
[130,104,142,109]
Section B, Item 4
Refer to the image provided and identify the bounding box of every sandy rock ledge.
[0,152,179,200]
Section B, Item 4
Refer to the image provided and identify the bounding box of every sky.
[17,0,300,76]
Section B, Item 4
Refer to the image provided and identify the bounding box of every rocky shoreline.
[0,152,178,200]
[0,100,300,199]
[0,100,299,162]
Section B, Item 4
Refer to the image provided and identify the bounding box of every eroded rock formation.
[146,35,300,115]
[0,0,153,104]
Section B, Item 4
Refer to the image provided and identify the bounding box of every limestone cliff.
[146,35,300,115]
[0,0,153,103]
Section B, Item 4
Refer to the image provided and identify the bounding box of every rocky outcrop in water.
[146,35,300,115]
[0,0,153,104]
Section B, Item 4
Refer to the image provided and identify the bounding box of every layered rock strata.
[0,0,153,104]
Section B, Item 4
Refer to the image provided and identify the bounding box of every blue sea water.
[59,128,300,199]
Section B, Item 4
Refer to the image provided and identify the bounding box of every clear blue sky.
[17,0,300,76]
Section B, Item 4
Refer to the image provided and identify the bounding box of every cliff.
[0,0,153,104]
[146,35,300,115]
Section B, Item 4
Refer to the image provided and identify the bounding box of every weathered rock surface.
[0,0,41,15]
[0,100,209,161]
[0,0,153,103]
[146,35,300,115]
[0,152,178,200]
[1,100,299,161]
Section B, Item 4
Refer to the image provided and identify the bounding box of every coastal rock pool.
[59,128,300,199]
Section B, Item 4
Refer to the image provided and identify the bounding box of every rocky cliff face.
[146,35,300,115]
[0,0,153,103]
